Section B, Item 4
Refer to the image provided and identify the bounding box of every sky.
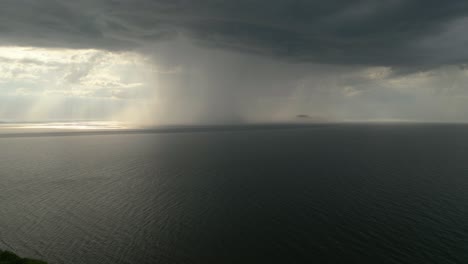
[1,0,468,125]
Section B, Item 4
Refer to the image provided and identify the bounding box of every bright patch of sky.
[0,46,154,99]
[0,46,159,123]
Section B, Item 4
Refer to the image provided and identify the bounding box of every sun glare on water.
[0,121,128,130]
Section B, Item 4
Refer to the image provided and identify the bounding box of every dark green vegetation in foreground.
[0,250,47,264]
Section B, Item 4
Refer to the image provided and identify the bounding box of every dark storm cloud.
[1,0,468,67]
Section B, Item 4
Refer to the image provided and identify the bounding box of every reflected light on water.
[0,121,128,130]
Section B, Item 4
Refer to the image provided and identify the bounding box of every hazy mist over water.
[2,124,468,263]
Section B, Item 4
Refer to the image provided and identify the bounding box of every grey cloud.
[0,57,60,67]
[1,0,468,67]
[63,52,105,83]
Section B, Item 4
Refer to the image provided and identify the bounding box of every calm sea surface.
[1,124,468,263]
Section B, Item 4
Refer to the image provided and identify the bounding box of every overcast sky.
[1,0,468,124]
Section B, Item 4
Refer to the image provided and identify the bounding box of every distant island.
[295,114,332,122]
[0,250,47,264]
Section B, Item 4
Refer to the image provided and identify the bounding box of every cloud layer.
[1,0,468,67]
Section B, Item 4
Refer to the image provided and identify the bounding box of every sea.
[1,123,468,263]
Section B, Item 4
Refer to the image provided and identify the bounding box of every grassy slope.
[0,250,47,264]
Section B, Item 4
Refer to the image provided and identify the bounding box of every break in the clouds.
[1,0,468,124]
